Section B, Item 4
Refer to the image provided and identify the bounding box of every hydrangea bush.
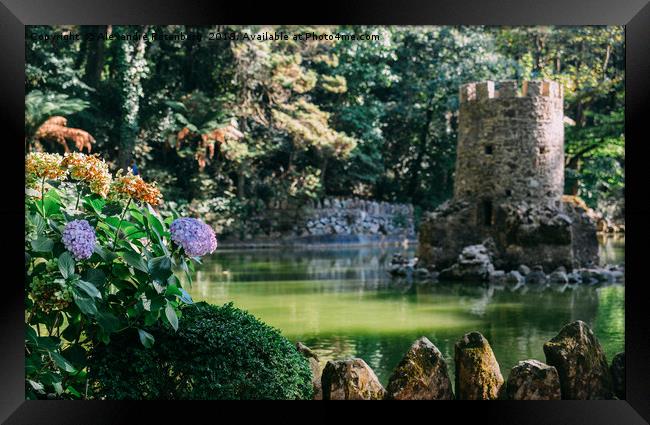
[25,152,216,400]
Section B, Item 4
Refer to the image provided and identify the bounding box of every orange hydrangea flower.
[110,170,162,206]
[26,152,67,181]
[61,152,113,198]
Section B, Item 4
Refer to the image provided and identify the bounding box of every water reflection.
[186,242,624,386]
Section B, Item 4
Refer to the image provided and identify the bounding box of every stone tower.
[418,80,598,273]
[455,80,564,211]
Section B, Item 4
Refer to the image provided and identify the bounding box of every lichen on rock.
[454,331,504,400]
[321,358,386,400]
[385,337,454,400]
[543,320,613,399]
[505,359,561,400]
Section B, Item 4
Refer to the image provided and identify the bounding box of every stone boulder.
[518,264,531,276]
[321,359,386,400]
[385,337,454,400]
[525,265,548,284]
[296,342,322,400]
[505,360,561,400]
[439,244,495,282]
[454,332,504,399]
[610,352,625,399]
[543,320,613,399]
[549,267,569,284]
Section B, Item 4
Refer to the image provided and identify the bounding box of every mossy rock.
[321,358,385,400]
[505,359,561,400]
[543,320,612,399]
[385,337,453,400]
[454,331,504,400]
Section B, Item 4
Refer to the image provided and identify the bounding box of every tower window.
[481,199,493,226]
[505,189,512,197]
[485,145,493,155]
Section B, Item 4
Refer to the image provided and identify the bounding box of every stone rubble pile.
[388,242,624,285]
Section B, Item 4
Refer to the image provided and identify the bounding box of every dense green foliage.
[25,25,624,234]
[25,152,197,399]
[89,301,314,400]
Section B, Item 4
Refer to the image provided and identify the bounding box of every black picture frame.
[1,0,648,423]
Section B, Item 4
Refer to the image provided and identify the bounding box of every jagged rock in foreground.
[439,244,495,282]
[610,352,625,399]
[385,337,454,400]
[321,359,386,400]
[543,320,613,399]
[454,331,504,399]
[296,342,323,400]
[505,359,561,400]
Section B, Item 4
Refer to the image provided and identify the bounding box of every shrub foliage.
[89,302,314,400]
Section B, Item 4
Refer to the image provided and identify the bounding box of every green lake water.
[186,237,624,386]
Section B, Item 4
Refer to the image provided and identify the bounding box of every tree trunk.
[117,25,148,170]
[237,167,246,199]
[84,25,108,88]
[407,99,434,200]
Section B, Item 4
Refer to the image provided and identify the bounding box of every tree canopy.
[25,25,625,235]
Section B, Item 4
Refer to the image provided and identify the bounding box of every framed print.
[1,0,649,423]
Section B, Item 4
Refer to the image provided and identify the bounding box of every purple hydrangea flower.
[62,219,97,260]
[170,218,217,257]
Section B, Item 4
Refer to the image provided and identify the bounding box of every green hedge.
[89,302,313,400]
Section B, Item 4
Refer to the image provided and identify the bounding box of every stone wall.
[224,197,416,245]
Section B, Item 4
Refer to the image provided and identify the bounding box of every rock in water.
[296,342,323,400]
[505,360,561,400]
[610,352,625,399]
[543,321,613,399]
[454,332,504,399]
[439,244,495,282]
[321,359,386,400]
[385,337,454,400]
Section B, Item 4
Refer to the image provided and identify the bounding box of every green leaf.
[96,310,120,334]
[28,213,47,234]
[165,284,182,297]
[84,268,106,288]
[179,288,194,304]
[137,329,155,348]
[61,319,81,343]
[50,351,76,373]
[148,256,172,281]
[121,251,148,273]
[74,280,102,299]
[94,245,117,263]
[164,302,179,331]
[27,379,45,393]
[72,290,98,316]
[58,252,75,279]
[66,385,81,398]
[31,236,53,253]
[129,209,145,226]
[25,324,38,346]
[53,381,63,395]
[43,189,62,216]
[101,202,122,217]
[83,196,106,215]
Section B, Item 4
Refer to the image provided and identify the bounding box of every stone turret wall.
[418,80,598,271]
[455,80,564,212]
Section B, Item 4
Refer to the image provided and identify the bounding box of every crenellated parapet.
[459,80,563,103]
